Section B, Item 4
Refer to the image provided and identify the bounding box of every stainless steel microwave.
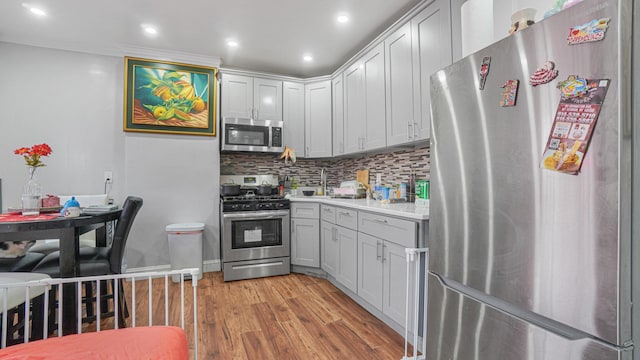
[221,117,284,153]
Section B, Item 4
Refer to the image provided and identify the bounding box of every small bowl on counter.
[302,190,316,197]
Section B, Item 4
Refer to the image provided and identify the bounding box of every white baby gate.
[0,268,200,359]
[403,248,428,360]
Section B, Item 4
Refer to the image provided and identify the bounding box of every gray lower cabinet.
[321,220,338,276]
[291,203,320,268]
[291,218,320,267]
[358,212,416,328]
[321,205,358,294]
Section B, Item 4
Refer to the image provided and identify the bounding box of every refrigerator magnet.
[479,56,491,90]
[529,61,559,86]
[567,18,610,45]
[500,80,519,107]
[556,75,596,99]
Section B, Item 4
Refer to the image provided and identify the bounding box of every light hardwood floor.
[118,271,409,359]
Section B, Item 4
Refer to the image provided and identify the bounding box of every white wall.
[460,0,558,57]
[0,42,220,271]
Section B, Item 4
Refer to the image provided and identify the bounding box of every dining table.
[0,209,122,335]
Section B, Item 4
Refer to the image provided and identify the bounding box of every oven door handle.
[222,210,290,220]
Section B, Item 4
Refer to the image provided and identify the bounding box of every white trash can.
[166,223,204,282]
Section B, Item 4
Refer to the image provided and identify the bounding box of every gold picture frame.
[123,57,217,136]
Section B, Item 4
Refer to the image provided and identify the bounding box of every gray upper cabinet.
[283,81,305,155]
[411,0,452,142]
[221,73,283,121]
[304,80,332,158]
[344,43,386,154]
[221,73,253,118]
[385,22,416,146]
[332,73,345,156]
[362,43,387,152]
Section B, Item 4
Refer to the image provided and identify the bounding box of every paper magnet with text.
[540,76,610,175]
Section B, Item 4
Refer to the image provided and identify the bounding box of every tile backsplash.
[220,145,430,187]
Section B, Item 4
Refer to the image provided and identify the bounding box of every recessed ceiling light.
[22,3,47,17]
[141,24,158,36]
[303,55,313,62]
[226,40,239,48]
[336,14,349,23]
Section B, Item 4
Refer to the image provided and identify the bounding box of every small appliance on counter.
[330,181,366,199]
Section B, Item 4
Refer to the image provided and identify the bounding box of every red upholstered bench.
[0,326,189,359]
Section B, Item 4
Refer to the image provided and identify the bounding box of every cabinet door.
[357,232,383,310]
[283,81,305,156]
[382,241,414,328]
[291,218,320,267]
[254,78,282,121]
[332,74,345,156]
[343,62,365,154]
[321,221,338,277]
[304,80,332,158]
[385,22,415,146]
[221,74,253,118]
[412,0,452,141]
[362,43,386,151]
[336,226,358,294]
[290,202,319,219]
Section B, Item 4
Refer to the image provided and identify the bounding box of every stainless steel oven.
[219,175,290,281]
[221,209,290,281]
[220,117,284,153]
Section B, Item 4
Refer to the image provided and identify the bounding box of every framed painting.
[123,57,217,136]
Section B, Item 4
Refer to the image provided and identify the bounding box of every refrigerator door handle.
[436,274,596,341]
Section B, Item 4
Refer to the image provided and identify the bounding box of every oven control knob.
[243,204,252,210]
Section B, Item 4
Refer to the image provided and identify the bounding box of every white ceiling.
[0,0,423,78]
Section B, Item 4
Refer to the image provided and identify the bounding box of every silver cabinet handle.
[407,122,412,140]
[414,122,419,139]
[373,218,388,223]
[382,244,387,263]
[333,228,338,241]
[376,241,382,260]
[306,146,310,156]
[291,220,295,234]
[338,211,351,216]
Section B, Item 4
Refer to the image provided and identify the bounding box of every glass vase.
[21,166,42,216]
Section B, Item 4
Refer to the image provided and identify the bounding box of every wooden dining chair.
[31,196,143,325]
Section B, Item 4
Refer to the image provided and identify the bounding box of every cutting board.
[356,169,370,190]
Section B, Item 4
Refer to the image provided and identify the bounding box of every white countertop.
[289,196,429,221]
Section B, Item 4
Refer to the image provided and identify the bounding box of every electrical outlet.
[104,171,113,183]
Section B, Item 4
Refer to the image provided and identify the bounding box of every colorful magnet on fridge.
[567,18,610,45]
[479,56,491,90]
[529,61,559,86]
[500,80,519,107]
[556,75,596,99]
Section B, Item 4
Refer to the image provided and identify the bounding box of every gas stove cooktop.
[221,195,290,212]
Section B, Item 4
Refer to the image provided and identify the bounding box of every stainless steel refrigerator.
[427,0,638,358]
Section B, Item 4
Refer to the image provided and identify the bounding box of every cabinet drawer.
[358,212,417,248]
[336,208,358,230]
[291,203,320,219]
[321,205,336,224]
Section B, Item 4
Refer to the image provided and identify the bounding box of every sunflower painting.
[124,57,217,136]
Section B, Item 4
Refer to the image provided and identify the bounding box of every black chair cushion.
[32,247,112,277]
[0,252,46,272]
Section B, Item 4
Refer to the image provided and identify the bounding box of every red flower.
[14,143,53,167]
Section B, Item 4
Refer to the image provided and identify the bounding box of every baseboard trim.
[125,259,221,274]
